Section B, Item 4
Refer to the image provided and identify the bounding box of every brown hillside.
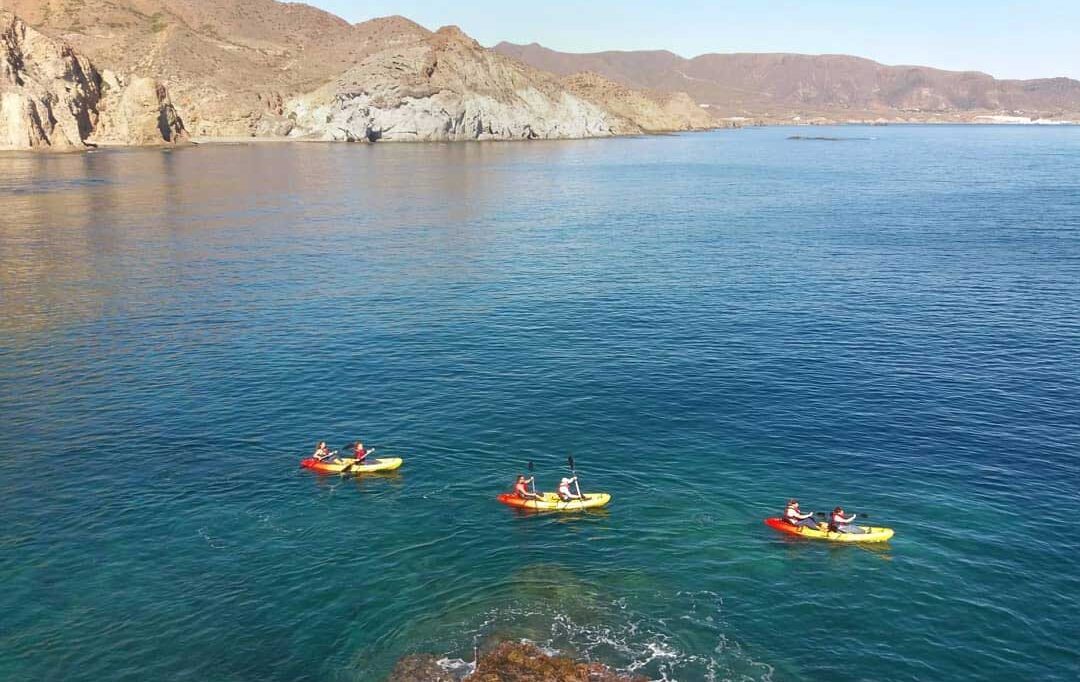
[0,0,432,135]
[495,42,1080,121]
[0,0,695,139]
[560,72,713,132]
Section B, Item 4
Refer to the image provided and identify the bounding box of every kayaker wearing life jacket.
[513,475,540,500]
[353,441,370,463]
[784,499,818,530]
[558,476,582,501]
[828,507,864,534]
[313,441,334,461]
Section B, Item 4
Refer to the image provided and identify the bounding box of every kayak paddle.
[814,511,870,519]
[339,447,375,477]
[568,455,585,502]
[527,460,538,497]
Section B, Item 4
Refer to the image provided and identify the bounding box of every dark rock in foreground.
[387,641,646,682]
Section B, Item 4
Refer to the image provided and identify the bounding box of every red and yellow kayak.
[764,517,894,543]
[300,457,403,474]
[497,492,611,511]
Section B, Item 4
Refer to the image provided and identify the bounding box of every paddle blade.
[567,455,575,470]
[528,461,534,472]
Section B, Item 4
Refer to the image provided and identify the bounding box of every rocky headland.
[279,26,633,142]
[0,0,689,145]
[0,9,186,150]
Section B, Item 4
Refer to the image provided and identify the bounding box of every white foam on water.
[447,589,774,682]
[434,656,475,680]
[196,527,225,549]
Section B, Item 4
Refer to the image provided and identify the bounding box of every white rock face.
[289,87,619,142]
[0,10,187,151]
[283,26,635,142]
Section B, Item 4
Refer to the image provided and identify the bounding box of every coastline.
[6,119,1077,156]
[183,119,1077,146]
[181,120,1078,148]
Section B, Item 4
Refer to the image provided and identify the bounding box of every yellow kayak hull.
[765,517,894,543]
[301,457,403,474]
[498,492,611,511]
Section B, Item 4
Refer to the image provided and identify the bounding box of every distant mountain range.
[495,42,1080,123]
[3,0,1079,150]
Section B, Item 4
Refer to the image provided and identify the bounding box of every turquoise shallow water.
[1,127,1079,681]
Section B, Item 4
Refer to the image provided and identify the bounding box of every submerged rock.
[386,642,645,682]
[387,653,461,682]
[470,641,646,682]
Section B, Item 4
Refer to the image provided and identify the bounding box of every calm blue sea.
[1,126,1078,681]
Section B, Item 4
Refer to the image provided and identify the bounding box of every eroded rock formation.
[282,27,634,142]
[91,72,187,146]
[0,10,186,150]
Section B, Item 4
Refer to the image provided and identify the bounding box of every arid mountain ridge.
[2,0,1078,151]
[495,42,1080,123]
[0,0,713,147]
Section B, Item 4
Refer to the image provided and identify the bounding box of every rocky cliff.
[0,1,679,142]
[282,26,633,142]
[1,0,430,137]
[0,9,186,150]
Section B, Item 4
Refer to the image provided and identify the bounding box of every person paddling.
[828,506,864,534]
[784,499,818,530]
[313,441,335,462]
[513,475,540,500]
[558,476,582,502]
[353,441,371,464]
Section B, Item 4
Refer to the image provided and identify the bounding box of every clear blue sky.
[306,1,1079,80]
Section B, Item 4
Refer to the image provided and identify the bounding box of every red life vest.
[829,511,851,531]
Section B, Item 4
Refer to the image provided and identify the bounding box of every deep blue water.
[1,126,1078,681]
